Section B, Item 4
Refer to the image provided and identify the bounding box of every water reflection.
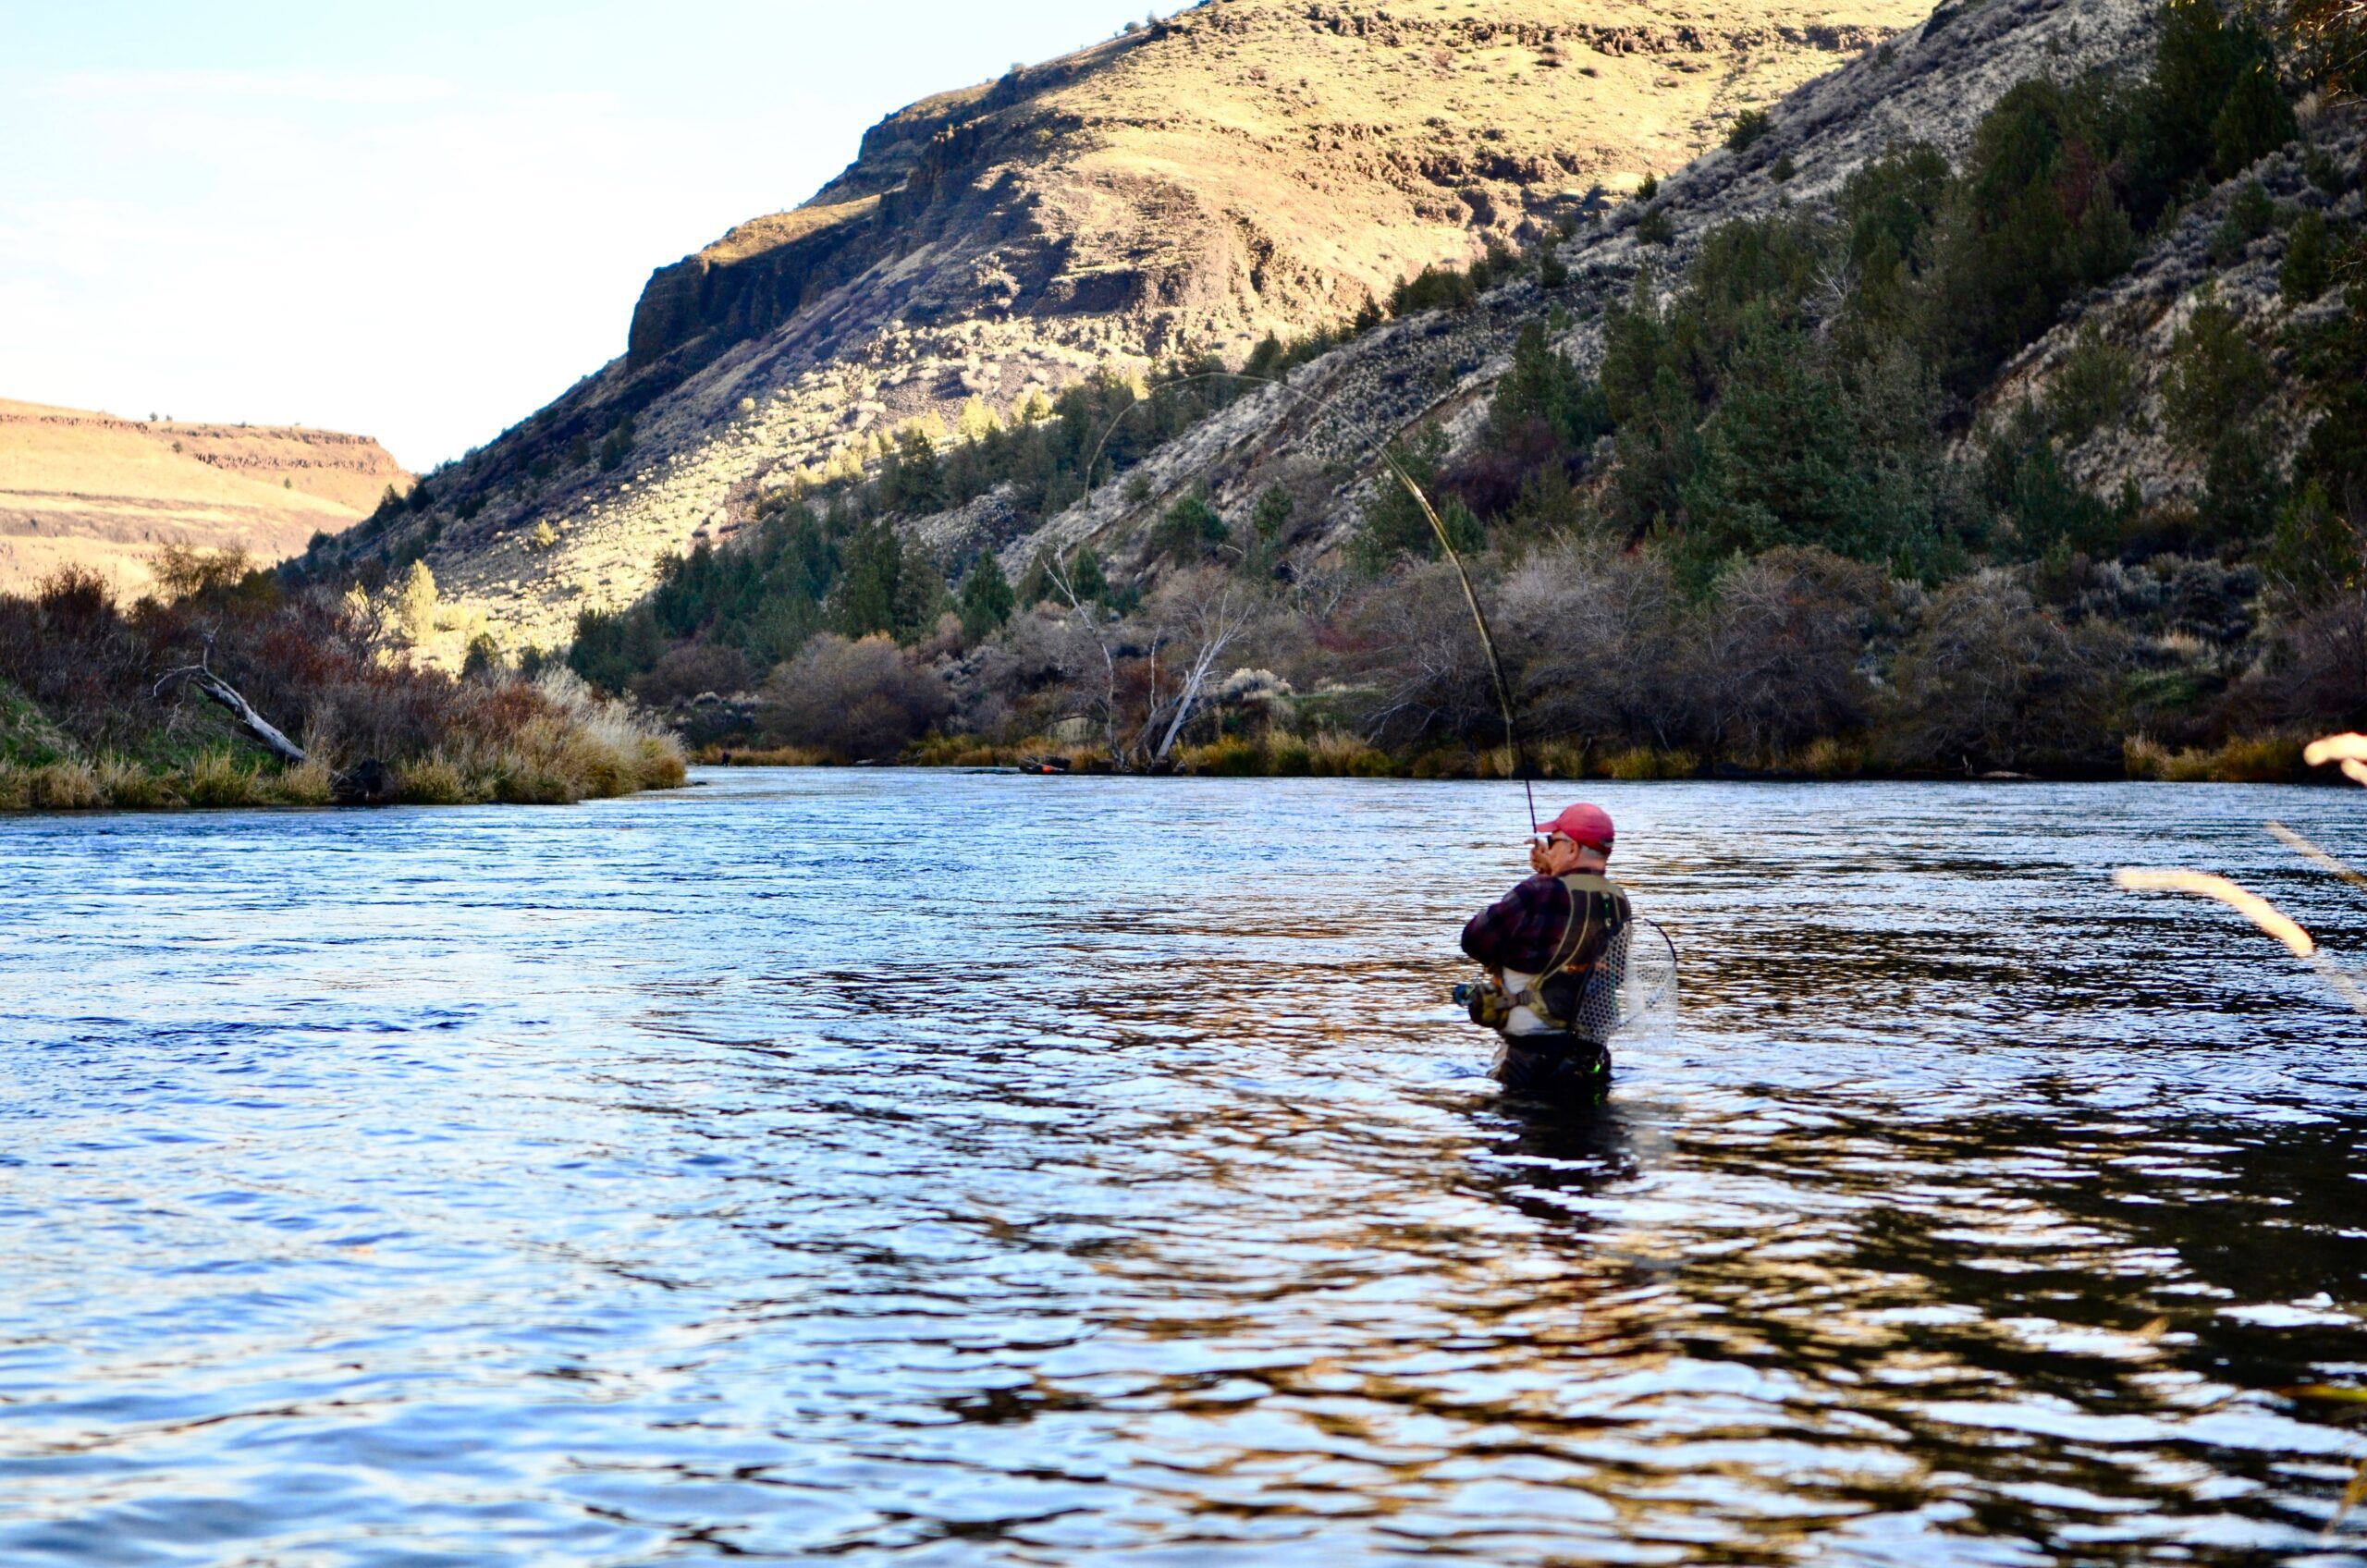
[0,772,2362,1563]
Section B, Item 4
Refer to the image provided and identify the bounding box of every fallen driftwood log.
[153,637,396,804]
[153,634,306,766]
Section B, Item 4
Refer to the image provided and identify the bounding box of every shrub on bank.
[758,632,950,762]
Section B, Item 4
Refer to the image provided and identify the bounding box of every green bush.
[1069,545,1110,604]
[1536,236,1568,288]
[2164,294,2271,457]
[2208,178,2275,263]
[2044,324,2140,441]
[2263,479,2363,611]
[2281,209,2333,302]
[1980,408,2132,559]
[1355,429,1479,567]
[597,416,636,472]
[1490,322,1613,451]
[1726,109,1772,152]
[1390,263,1478,315]
[1245,484,1294,577]
[1150,492,1228,563]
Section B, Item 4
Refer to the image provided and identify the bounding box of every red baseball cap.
[1538,802,1614,852]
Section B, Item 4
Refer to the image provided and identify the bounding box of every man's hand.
[1527,838,1551,875]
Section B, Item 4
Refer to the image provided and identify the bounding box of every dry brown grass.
[1601,746,1699,780]
[2124,734,2307,782]
[180,748,264,807]
[1797,737,1867,779]
[25,758,102,810]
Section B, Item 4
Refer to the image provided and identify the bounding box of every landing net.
[1571,919,1681,1038]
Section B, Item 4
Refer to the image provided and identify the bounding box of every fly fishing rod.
[1065,368,1539,831]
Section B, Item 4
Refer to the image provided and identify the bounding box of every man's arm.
[1461,876,1561,970]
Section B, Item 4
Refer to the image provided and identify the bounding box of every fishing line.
[1063,368,1538,831]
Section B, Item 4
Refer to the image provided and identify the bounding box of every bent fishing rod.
[1063,367,1539,832]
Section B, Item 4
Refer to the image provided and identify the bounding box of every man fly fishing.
[1458,802,1632,1098]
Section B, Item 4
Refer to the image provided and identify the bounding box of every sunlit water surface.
[4,772,2366,1566]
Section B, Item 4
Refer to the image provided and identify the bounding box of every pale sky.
[0,2,1176,469]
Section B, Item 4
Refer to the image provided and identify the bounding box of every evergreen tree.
[835,521,905,638]
[1490,321,1612,449]
[1015,546,1056,606]
[2282,210,2333,302]
[1069,545,1109,604]
[2264,480,2363,611]
[893,548,950,640]
[958,551,1015,640]
[1246,484,1294,576]
[2210,55,2298,179]
[1354,429,1480,568]
[1151,492,1228,563]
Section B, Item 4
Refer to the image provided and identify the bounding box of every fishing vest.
[1507,873,1632,1037]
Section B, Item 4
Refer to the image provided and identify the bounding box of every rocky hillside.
[0,399,407,595]
[924,0,2355,594]
[327,0,1926,654]
[543,0,2366,780]
[980,0,2178,572]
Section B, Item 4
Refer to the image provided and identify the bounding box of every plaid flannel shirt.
[1460,873,1578,975]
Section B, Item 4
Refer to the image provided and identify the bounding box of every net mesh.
[1569,919,1680,1039]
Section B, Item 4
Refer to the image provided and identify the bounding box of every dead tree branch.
[1048,556,1122,766]
[153,631,307,767]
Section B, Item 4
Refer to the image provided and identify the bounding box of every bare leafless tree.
[1133,570,1255,764]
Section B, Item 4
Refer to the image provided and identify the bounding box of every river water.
[3,771,2365,1566]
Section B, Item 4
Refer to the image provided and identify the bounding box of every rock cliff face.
[0,399,407,595]
[354,0,1926,654]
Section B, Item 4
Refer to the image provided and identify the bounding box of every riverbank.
[693,729,2334,784]
[0,561,684,811]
